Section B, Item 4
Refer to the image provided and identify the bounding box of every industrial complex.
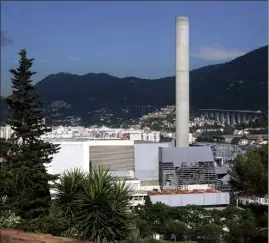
[46,16,231,209]
[1,16,266,209]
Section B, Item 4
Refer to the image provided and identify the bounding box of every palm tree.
[54,168,86,221]
[54,166,132,242]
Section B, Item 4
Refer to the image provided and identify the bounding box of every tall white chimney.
[175,16,189,147]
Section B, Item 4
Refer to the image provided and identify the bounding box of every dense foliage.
[54,167,132,242]
[132,202,266,243]
[0,138,9,208]
[2,49,60,219]
[229,144,268,197]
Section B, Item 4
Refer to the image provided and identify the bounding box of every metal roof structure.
[159,137,174,143]
[159,146,217,189]
[159,146,214,165]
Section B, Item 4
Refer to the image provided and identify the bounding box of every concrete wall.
[48,140,134,176]
[134,143,172,181]
[150,192,230,207]
[48,141,89,175]
[110,170,134,177]
[89,145,134,171]
[48,140,180,184]
[159,146,214,165]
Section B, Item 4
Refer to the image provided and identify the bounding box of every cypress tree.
[4,49,60,219]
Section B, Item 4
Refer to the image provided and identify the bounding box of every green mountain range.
[1,45,268,126]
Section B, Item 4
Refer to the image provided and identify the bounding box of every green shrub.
[0,210,21,228]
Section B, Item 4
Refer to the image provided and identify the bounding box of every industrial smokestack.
[175,16,189,147]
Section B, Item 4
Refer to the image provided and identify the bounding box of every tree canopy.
[54,167,132,242]
[3,49,60,220]
[229,144,268,197]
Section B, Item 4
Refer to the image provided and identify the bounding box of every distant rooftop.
[159,146,214,166]
[45,138,126,142]
[148,189,220,196]
[159,137,174,143]
[215,166,229,175]
[134,140,156,144]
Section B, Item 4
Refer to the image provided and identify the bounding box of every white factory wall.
[123,179,141,191]
[150,192,230,207]
[47,140,135,176]
[48,141,90,175]
[110,170,135,178]
[89,142,134,171]
[134,143,172,181]
[141,185,161,192]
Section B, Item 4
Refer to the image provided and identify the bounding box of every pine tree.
[4,49,60,219]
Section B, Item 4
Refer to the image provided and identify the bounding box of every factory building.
[195,142,245,166]
[47,138,224,191]
[149,189,230,208]
[159,146,217,190]
[47,16,231,209]
[46,137,230,209]
[89,142,134,172]
[46,139,134,176]
[47,139,174,181]
[46,139,169,177]
[134,141,174,183]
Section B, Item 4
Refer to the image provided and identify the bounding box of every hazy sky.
[1,1,268,96]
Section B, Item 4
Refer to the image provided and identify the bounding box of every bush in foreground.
[54,167,132,242]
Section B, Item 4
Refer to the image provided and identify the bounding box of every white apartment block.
[238,196,268,206]
[41,126,162,142]
[0,125,13,139]
[129,132,161,142]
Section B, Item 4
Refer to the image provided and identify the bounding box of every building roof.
[159,137,174,143]
[0,228,94,243]
[215,166,229,175]
[134,140,156,144]
[148,189,220,196]
[50,139,134,146]
[245,134,268,140]
[159,146,214,166]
